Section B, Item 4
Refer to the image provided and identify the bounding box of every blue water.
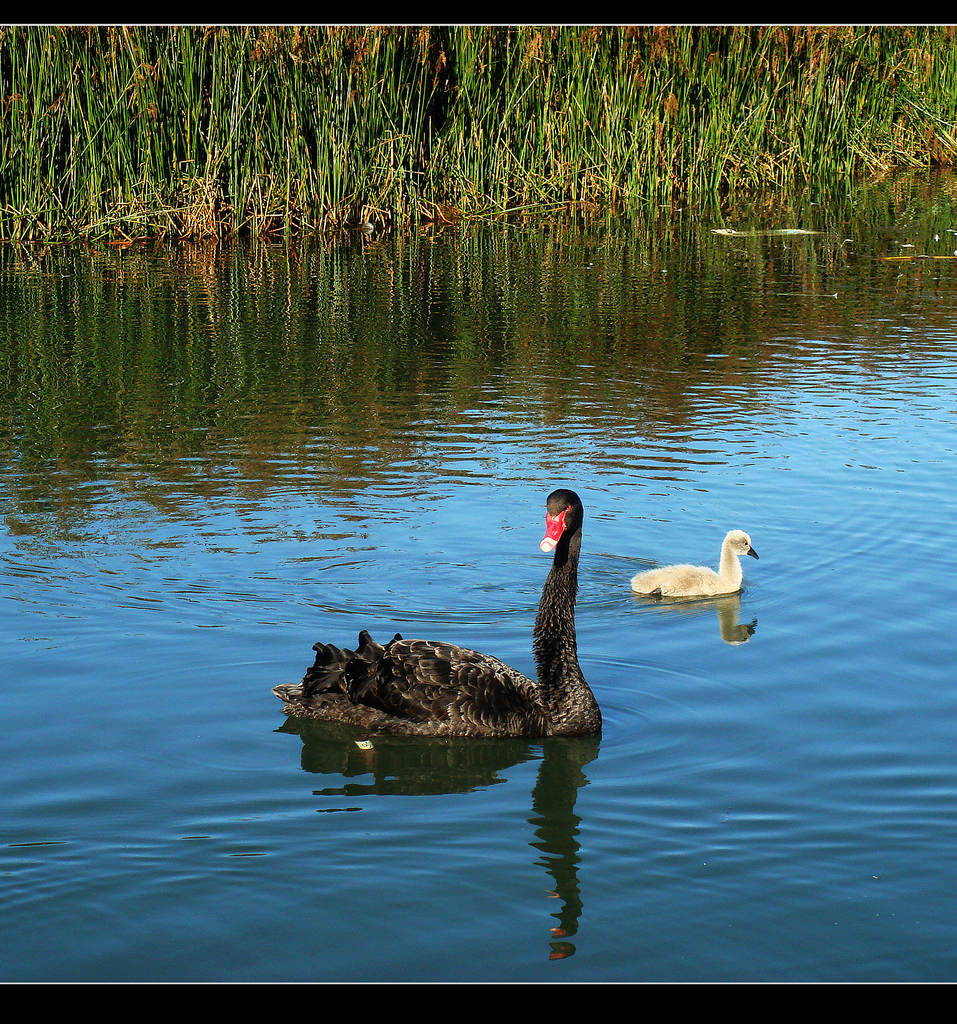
[3,180,957,980]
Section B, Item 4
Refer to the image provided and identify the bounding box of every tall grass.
[2,25,957,241]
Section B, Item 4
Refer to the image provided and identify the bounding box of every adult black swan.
[272,488,601,737]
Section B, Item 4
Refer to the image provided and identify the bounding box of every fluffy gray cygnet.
[631,529,759,598]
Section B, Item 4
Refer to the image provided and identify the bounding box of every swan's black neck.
[533,524,602,734]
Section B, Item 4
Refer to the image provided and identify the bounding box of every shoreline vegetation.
[3,24,957,243]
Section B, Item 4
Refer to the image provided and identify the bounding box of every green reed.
[2,25,957,241]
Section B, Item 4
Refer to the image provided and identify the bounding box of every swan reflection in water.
[276,717,599,960]
[631,590,758,645]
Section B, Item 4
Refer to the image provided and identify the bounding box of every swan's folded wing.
[346,637,546,732]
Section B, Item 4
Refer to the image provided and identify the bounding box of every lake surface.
[2,173,957,982]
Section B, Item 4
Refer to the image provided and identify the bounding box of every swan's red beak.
[540,507,568,553]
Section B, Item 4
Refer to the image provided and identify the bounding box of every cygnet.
[631,529,759,598]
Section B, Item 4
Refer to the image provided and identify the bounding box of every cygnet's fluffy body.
[631,529,758,598]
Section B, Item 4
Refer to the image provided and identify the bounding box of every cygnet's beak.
[747,546,759,559]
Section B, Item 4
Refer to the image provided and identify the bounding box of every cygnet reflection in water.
[631,589,757,645]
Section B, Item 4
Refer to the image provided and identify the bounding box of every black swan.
[272,488,601,737]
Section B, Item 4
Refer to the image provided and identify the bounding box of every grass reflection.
[2,173,957,539]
